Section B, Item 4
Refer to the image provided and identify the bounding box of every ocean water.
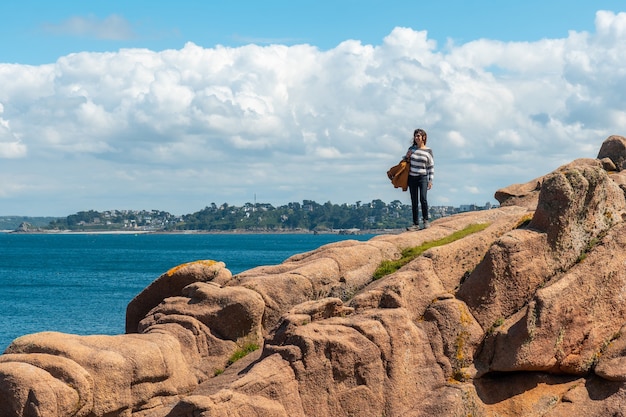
[0,232,376,352]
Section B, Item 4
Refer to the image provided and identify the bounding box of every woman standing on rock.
[405,128,434,231]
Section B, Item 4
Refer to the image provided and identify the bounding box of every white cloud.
[0,106,27,159]
[595,10,626,38]
[3,11,626,215]
[0,141,27,159]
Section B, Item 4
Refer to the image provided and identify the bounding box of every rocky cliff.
[4,136,626,416]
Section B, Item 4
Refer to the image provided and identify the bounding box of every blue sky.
[1,1,626,217]
[4,1,624,64]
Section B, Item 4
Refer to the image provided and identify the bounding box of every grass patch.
[227,341,260,365]
[373,223,490,280]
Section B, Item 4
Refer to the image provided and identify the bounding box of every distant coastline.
[2,228,395,236]
[2,201,494,236]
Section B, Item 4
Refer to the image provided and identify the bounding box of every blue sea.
[0,232,376,352]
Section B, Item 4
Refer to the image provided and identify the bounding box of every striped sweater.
[407,146,434,182]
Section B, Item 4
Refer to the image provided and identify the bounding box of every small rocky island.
[11,222,40,233]
[3,136,626,416]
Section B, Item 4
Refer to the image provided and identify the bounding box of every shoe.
[422,220,430,229]
[406,224,420,231]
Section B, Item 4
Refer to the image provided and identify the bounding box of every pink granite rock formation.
[3,136,626,417]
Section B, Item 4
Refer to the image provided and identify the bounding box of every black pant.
[408,175,429,225]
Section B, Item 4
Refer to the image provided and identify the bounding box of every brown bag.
[387,160,409,191]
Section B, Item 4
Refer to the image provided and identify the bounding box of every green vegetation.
[37,200,494,232]
[373,223,490,280]
[227,341,260,365]
[176,200,433,231]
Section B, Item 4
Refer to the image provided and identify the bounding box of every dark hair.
[413,128,428,145]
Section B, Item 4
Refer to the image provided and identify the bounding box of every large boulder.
[459,162,626,331]
[529,161,625,264]
[264,299,450,417]
[494,176,543,208]
[139,282,265,343]
[456,228,551,329]
[126,260,232,333]
[138,281,266,378]
[483,221,626,375]
[597,134,626,170]
[0,332,198,417]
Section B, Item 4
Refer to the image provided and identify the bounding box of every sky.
[2,1,626,216]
